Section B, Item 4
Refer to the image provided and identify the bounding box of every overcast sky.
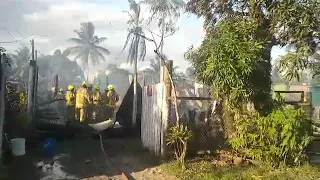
[0,0,284,74]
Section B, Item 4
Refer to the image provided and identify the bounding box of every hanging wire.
[0,34,34,44]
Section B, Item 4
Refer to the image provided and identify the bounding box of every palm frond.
[74,30,88,42]
[79,22,95,41]
[94,37,107,44]
[89,51,99,66]
[63,46,82,56]
[95,46,110,55]
[139,37,146,61]
[68,38,85,45]
[80,48,90,68]
[127,36,136,64]
[122,31,133,52]
[90,47,106,62]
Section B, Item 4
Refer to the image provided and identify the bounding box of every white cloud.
[1,0,205,75]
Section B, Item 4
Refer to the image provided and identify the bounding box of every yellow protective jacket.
[65,91,76,106]
[76,87,91,109]
[93,91,102,105]
[106,90,119,106]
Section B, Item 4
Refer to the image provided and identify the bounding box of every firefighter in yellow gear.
[105,85,119,118]
[92,85,102,120]
[87,84,94,120]
[75,82,91,122]
[57,88,64,99]
[56,88,66,118]
[65,85,76,120]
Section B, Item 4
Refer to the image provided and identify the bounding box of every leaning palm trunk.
[132,35,140,127]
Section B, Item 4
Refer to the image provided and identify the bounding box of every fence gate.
[141,83,163,156]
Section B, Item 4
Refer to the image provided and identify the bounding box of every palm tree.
[122,0,147,127]
[9,46,31,85]
[63,22,110,81]
[141,0,186,53]
[122,0,147,64]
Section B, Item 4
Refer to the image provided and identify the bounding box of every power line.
[0,34,34,44]
[3,28,14,39]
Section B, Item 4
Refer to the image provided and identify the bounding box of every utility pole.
[35,50,38,61]
[34,50,39,110]
[27,39,36,122]
[0,53,7,159]
[31,39,35,61]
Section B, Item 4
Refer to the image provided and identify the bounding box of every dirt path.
[7,134,177,180]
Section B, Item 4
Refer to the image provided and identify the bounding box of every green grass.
[160,157,320,180]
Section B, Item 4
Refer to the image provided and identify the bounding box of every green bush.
[166,124,193,171]
[229,106,313,165]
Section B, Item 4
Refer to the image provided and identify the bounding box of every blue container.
[43,138,56,157]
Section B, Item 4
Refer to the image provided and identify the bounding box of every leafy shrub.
[5,84,28,137]
[229,106,313,165]
[166,124,193,170]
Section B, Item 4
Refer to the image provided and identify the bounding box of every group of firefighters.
[56,81,119,122]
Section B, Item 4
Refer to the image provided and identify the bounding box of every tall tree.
[9,46,31,85]
[187,0,319,109]
[63,22,110,81]
[187,0,319,81]
[122,0,147,127]
[142,0,186,53]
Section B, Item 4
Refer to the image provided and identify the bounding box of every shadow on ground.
[6,128,162,180]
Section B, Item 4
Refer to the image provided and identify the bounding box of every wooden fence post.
[53,75,58,97]
[33,66,39,114]
[161,60,173,157]
[27,60,36,122]
[0,53,7,159]
[306,92,312,119]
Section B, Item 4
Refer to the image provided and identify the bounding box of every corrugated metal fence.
[141,83,163,156]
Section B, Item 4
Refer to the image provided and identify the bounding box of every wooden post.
[306,92,312,119]
[27,60,36,122]
[33,66,39,110]
[0,53,7,159]
[53,75,58,97]
[160,60,173,157]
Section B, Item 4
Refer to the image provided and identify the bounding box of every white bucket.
[11,138,26,156]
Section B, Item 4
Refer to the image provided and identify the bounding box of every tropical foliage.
[230,106,313,166]
[166,124,193,171]
[185,17,268,110]
[186,0,320,82]
[185,0,319,167]
[122,0,147,64]
[64,22,110,80]
[9,46,31,85]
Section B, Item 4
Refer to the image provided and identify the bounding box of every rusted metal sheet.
[141,83,163,156]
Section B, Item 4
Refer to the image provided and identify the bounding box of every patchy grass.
[160,157,320,180]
